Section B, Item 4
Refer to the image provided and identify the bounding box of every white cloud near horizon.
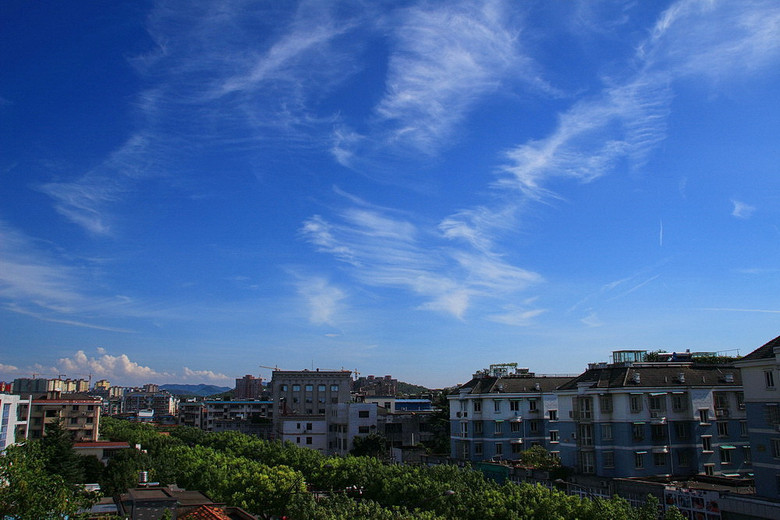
[182,367,231,383]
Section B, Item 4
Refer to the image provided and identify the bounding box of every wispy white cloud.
[294,275,346,326]
[701,307,780,314]
[487,306,546,326]
[0,363,19,373]
[301,200,541,319]
[731,199,756,219]
[580,311,603,328]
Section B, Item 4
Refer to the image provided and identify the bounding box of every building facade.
[555,351,749,479]
[448,364,572,463]
[0,393,29,450]
[734,335,780,499]
[235,375,264,400]
[19,393,101,442]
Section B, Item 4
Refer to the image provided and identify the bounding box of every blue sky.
[1,0,779,388]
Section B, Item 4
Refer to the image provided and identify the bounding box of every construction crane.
[259,365,280,371]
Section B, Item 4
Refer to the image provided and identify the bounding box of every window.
[45,410,57,417]
[740,421,748,437]
[510,400,520,412]
[603,451,615,468]
[654,452,666,466]
[765,370,776,388]
[651,424,666,441]
[634,452,645,469]
[280,384,288,392]
[702,435,712,452]
[305,397,313,404]
[72,405,79,411]
[632,423,644,441]
[601,423,613,441]
[529,399,538,412]
[473,401,481,412]
[306,422,312,430]
[512,443,523,454]
[358,426,370,434]
[714,393,728,409]
[358,410,370,418]
[494,421,503,434]
[529,420,539,433]
[579,424,593,446]
[744,446,752,464]
[736,392,745,410]
[717,422,728,436]
[494,400,502,413]
[677,450,690,467]
[672,393,687,412]
[550,430,559,443]
[674,422,690,440]
[772,439,780,458]
[704,464,714,476]
[319,396,326,404]
[318,384,326,392]
[495,443,503,456]
[649,395,665,411]
[306,437,313,445]
[292,384,300,392]
[699,409,710,424]
[578,397,592,419]
[475,442,483,455]
[70,417,78,425]
[630,395,642,413]
[600,395,613,413]
[305,384,313,392]
[766,404,780,427]
[510,421,521,433]
[460,422,468,436]
[331,384,339,392]
[549,410,558,421]
[85,417,93,424]
[720,448,731,464]
[581,452,595,474]
[474,422,483,434]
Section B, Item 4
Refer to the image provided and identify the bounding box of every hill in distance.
[160,383,232,397]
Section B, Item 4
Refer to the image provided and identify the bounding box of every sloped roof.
[456,376,573,395]
[557,364,741,391]
[738,335,780,362]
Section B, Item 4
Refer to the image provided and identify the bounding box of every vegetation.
[0,424,99,519]
[95,417,684,520]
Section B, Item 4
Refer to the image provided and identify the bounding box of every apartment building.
[448,364,572,462]
[235,375,265,400]
[19,393,101,442]
[734,335,780,499]
[555,350,749,479]
[122,388,178,418]
[0,393,29,450]
[179,399,273,437]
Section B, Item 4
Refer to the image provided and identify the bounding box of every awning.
[635,451,648,454]
[652,447,669,454]
[511,439,523,444]
[650,392,666,396]
[720,445,736,450]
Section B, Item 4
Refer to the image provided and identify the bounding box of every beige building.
[19,393,101,442]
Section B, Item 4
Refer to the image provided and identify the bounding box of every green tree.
[41,420,85,483]
[350,433,388,458]
[0,442,98,519]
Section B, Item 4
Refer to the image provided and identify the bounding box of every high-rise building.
[235,374,264,400]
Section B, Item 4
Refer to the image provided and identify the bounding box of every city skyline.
[2,1,779,388]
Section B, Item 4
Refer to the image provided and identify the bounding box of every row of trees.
[97,418,685,520]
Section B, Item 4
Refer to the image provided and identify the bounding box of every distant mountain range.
[160,384,232,396]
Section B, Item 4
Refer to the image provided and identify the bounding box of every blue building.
[556,351,749,479]
[734,335,780,499]
[449,364,572,462]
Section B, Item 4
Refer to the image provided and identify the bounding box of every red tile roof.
[179,505,232,520]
